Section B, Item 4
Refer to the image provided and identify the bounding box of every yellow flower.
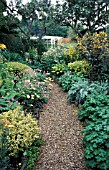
[0,44,6,50]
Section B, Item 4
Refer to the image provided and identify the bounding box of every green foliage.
[24,138,45,170]
[15,71,49,116]
[59,71,73,91]
[1,34,25,54]
[36,72,46,82]
[36,39,47,56]
[54,0,108,34]
[46,25,68,37]
[2,51,24,62]
[67,76,109,105]
[26,48,40,66]
[40,47,66,72]
[52,63,68,76]
[67,76,90,105]
[68,60,90,76]
[106,25,109,36]
[77,32,109,80]
[82,117,109,169]
[77,90,109,169]
[0,107,39,157]
[0,123,10,170]
[78,93,109,122]
[0,63,20,113]
[6,62,32,77]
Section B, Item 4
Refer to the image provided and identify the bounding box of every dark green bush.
[23,138,45,170]
[82,118,109,170]
[78,93,109,122]
[59,71,73,91]
[78,92,109,169]
[0,34,25,54]
[0,123,10,170]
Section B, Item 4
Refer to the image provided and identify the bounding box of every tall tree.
[54,0,109,36]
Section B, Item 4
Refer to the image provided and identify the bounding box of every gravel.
[35,82,90,170]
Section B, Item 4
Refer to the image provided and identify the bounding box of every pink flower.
[11,97,14,101]
[21,102,25,104]
[37,82,40,86]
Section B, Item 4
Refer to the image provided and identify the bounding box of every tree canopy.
[54,0,109,36]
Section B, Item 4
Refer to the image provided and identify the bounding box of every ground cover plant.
[78,93,109,169]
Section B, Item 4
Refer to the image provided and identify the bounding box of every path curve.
[35,82,88,170]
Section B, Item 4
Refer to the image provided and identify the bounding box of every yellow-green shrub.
[0,107,39,156]
[76,32,109,57]
[64,45,79,61]
[68,60,90,76]
[6,62,33,77]
[52,63,67,75]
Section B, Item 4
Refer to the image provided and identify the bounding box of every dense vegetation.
[0,0,109,169]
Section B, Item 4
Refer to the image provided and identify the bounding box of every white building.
[30,36,63,47]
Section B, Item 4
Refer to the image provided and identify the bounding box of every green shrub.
[0,123,10,170]
[59,71,73,91]
[6,62,32,77]
[67,76,109,105]
[78,92,109,169]
[76,32,109,80]
[0,63,20,113]
[2,51,24,62]
[15,71,49,117]
[67,76,90,105]
[36,39,47,56]
[0,107,39,157]
[0,34,25,54]
[52,63,68,76]
[82,118,109,169]
[68,60,90,76]
[23,138,45,170]
[40,47,66,72]
[78,93,109,122]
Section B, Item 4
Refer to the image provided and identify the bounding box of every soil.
[34,82,90,170]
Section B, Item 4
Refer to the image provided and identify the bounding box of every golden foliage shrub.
[0,107,39,156]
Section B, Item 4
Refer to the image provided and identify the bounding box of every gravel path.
[35,82,88,170]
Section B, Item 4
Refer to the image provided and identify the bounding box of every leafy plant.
[15,72,49,117]
[76,32,109,80]
[0,123,10,170]
[59,71,73,91]
[67,76,109,105]
[0,107,39,157]
[6,62,32,78]
[23,138,45,170]
[52,63,68,76]
[40,47,67,72]
[68,60,90,76]
[78,93,109,122]
[67,76,90,105]
[0,63,20,113]
[82,119,109,169]
[64,44,78,61]
[77,91,109,169]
